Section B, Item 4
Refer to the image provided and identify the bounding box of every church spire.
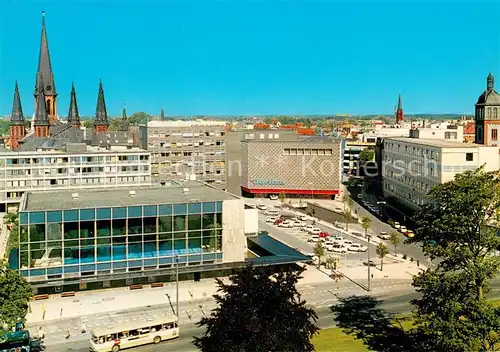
[122,105,127,120]
[11,81,24,125]
[160,107,165,120]
[395,94,404,124]
[67,83,81,127]
[34,81,50,137]
[35,11,56,96]
[93,80,109,132]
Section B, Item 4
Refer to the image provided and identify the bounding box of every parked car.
[363,260,377,267]
[274,219,283,226]
[393,222,401,229]
[307,235,320,243]
[405,230,415,238]
[331,236,344,242]
[342,240,354,246]
[304,225,314,233]
[318,232,330,238]
[348,243,368,252]
[378,232,391,240]
[257,204,267,210]
[265,218,275,223]
[330,244,347,253]
[279,221,294,228]
[399,226,407,233]
[269,194,279,200]
[298,215,308,221]
[310,228,321,235]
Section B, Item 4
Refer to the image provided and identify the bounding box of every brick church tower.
[93,80,109,133]
[9,81,26,150]
[475,73,500,146]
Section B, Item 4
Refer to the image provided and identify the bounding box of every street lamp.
[367,234,372,291]
[175,255,179,318]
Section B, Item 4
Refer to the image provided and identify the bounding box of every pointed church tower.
[67,83,81,127]
[9,81,26,150]
[34,11,57,124]
[120,104,130,131]
[93,80,109,133]
[395,94,404,124]
[33,81,50,137]
[160,107,166,120]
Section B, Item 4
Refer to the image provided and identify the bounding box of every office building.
[240,137,344,198]
[382,137,499,211]
[16,182,249,290]
[0,149,151,212]
[147,120,226,188]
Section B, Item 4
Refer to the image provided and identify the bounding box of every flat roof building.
[382,137,500,211]
[240,137,344,198]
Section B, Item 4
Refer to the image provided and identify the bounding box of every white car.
[304,225,314,233]
[298,215,307,221]
[330,244,347,253]
[399,226,407,233]
[378,232,391,240]
[342,240,354,246]
[348,243,368,252]
[269,194,279,200]
[265,218,275,223]
[393,222,401,229]
[279,221,294,228]
[331,236,344,242]
[307,235,320,243]
[310,228,321,235]
[257,204,267,210]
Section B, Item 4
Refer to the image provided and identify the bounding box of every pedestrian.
[38,326,45,340]
[81,322,86,334]
[417,260,420,268]
[65,328,70,339]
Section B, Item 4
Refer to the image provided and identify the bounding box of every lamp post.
[367,234,372,291]
[175,255,179,317]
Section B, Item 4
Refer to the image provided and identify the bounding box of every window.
[492,129,498,141]
[466,153,473,161]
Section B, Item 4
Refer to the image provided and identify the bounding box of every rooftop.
[22,181,239,211]
[243,136,341,144]
[386,137,481,148]
[148,120,226,128]
[0,149,148,157]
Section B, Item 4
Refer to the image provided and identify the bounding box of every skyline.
[0,1,499,117]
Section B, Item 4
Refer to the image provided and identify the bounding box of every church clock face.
[46,85,52,91]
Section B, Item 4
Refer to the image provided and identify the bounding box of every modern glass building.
[16,181,247,291]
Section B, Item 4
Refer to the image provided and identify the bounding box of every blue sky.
[0,1,499,117]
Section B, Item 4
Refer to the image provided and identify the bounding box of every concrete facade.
[147,120,226,188]
[409,124,464,141]
[382,137,499,211]
[240,137,344,198]
[0,149,151,212]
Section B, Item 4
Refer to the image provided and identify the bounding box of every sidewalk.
[26,264,334,325]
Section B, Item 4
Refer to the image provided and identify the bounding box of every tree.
[375,243,389,271]
[82,120,93,129]
[344,209,352,231]
[0,260,33,332]
[408,168,500,351]
[4,213,19,254]
[313,242,325,268]
[408,168,500,300]
[359,148,375,165]
[207,223,221,252]
[193,265,319,352]
[128,112,151,125]
[361,216,371,238]
[389,232,401,256]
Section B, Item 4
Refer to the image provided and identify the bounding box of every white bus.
[89,315,179,352]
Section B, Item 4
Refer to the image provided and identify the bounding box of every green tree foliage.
[361,216,371,237]
[3,213,19,254]
[375,243,389,271]
[207,223,221,252]
[358,148,375,165]
[0,120,10,136]
[0,260,33,331]
[389,232,401,256]
[128,112,151,125]
[313,242,325,268]
[82,120,93,129]
[344,209,352,231]
[408,168,500,351]
[193,265,319,352]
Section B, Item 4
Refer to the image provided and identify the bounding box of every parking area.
[252,200,377,262]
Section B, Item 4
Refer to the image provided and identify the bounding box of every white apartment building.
[147,120,227,188]
[409,124,464,141]
[382,137,499,211]
[0,148,151,212]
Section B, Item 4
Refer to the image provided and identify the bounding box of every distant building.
[147,120,226,188]
[475,73,500,146]
[395,94,404,124]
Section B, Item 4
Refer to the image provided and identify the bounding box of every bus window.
[173,322,178,328]
[139,327,150,335]
[118,331,128,339]
[151,325,162,332]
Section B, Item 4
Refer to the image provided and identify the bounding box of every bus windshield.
[0,330,32,352]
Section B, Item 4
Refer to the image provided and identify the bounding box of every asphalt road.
[46,283,500,352]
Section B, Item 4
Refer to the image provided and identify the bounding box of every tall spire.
[160,107,165,120]
[94,80,109,132]
[35,11,56,97]
[395,94,404,124]
[122,105,127,120]
[67,83,81,127]
[487,72,494,91]
[11,81,25,124]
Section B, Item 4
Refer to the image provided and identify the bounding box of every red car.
[318,232,330,238]
[274,219,283,225]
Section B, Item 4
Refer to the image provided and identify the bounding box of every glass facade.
[18,201,223,279]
